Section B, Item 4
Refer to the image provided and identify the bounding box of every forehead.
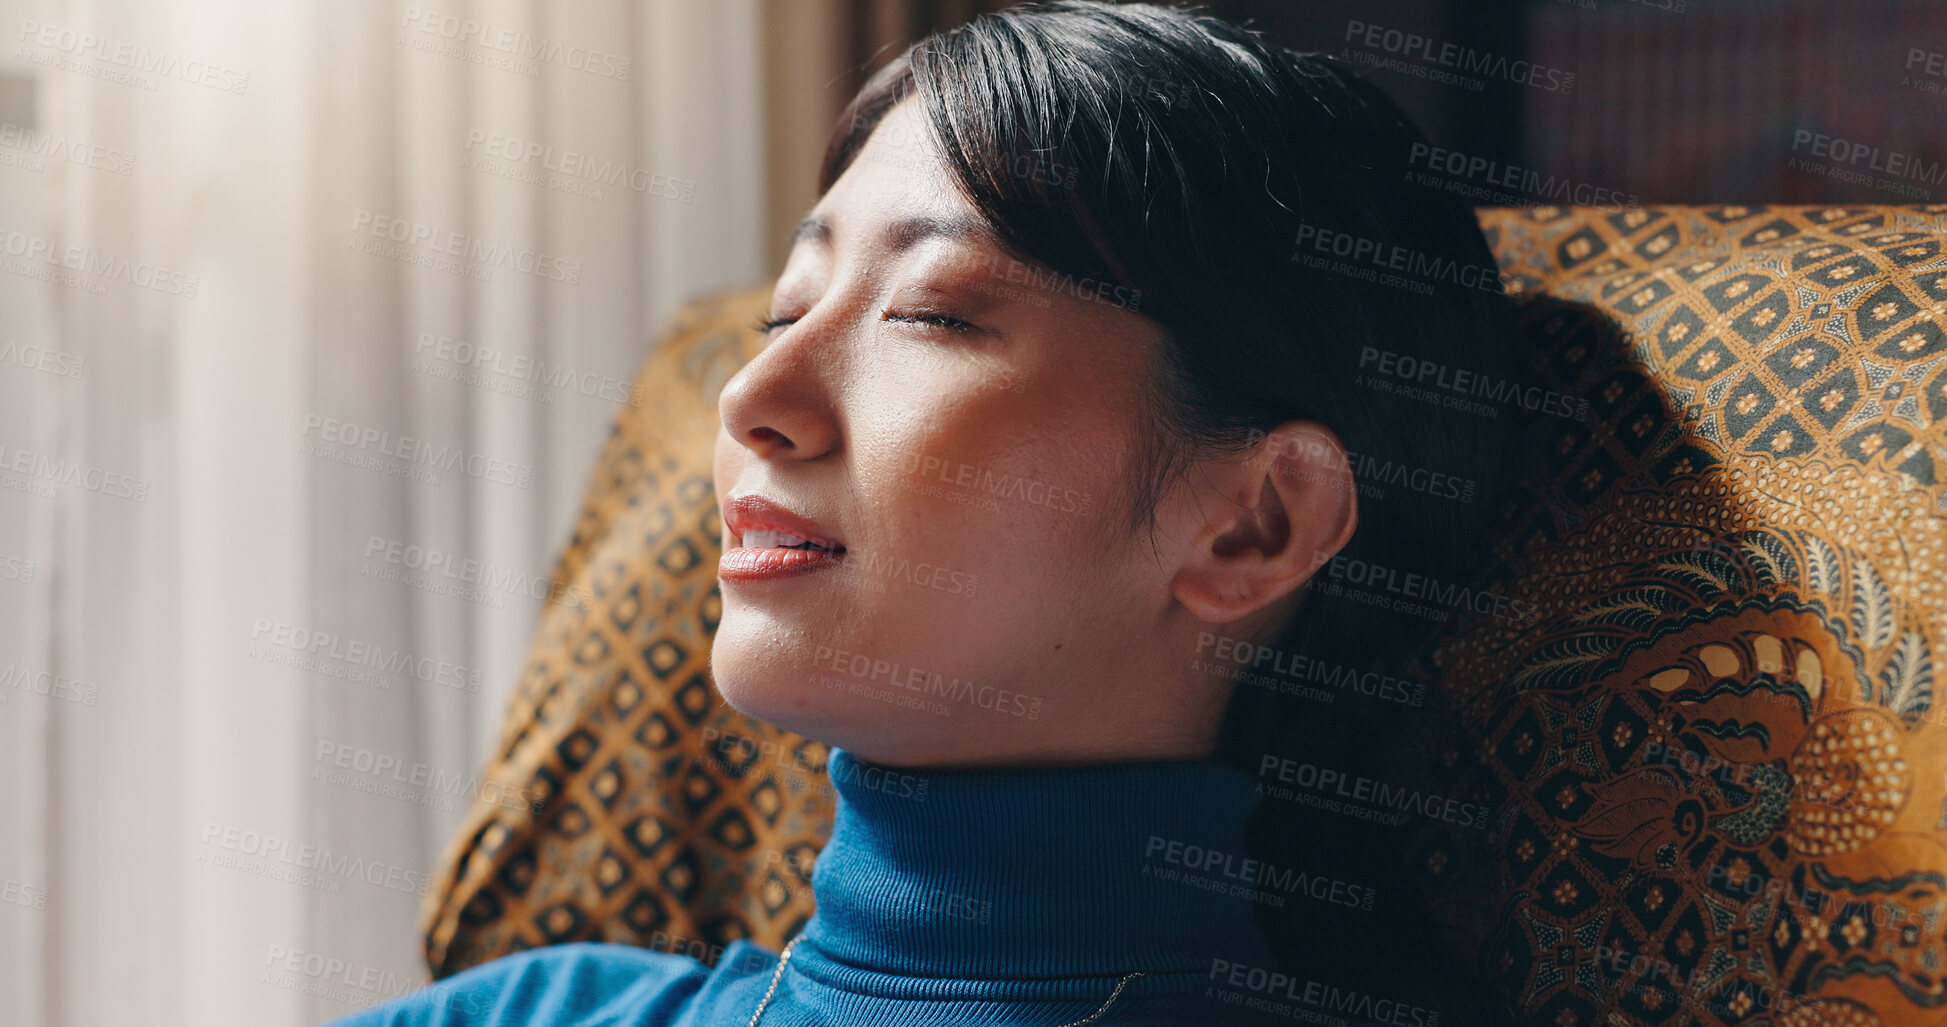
[807,99,991,250]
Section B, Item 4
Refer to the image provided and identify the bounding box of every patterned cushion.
[1415,204,1947,1026]
[420,205,1947,1027]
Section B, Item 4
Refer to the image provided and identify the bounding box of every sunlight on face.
[709,98,1189,768]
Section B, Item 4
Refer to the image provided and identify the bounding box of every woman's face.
[711,98,1348,768]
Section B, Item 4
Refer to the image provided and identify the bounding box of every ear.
[1169,421,1359,625]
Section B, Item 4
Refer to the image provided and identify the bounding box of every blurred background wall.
[761,0,1947,261]
[0,1,1938,1025]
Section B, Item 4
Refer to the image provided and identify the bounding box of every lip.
[719,493,846,582]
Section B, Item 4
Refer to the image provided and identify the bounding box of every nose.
[717,313,843,463]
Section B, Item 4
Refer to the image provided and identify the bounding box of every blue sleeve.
[319,942,712,1027]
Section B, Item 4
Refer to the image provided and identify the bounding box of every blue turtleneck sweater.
[325,748,1400,1026]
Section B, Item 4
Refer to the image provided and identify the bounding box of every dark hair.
[819,2,1518,1020]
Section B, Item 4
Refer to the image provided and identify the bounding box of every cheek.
[852,409,1127,612]
[712,426,739,498]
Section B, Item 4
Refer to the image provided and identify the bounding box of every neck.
[796,746,1281,980]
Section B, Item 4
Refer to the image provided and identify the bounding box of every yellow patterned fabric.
[1419,205,1947,1026]
[421,205,1947,1027]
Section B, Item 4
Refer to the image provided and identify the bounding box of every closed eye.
[751,311,982,335]
[882,311,977,332]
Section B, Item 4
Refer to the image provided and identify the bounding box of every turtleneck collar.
[794,746,1283,982]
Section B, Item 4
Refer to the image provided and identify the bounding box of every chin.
[708,625,829,735]
[707,629,941,765]
[706,627,785,720]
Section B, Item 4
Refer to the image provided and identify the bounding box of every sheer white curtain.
[0,1,764,1024]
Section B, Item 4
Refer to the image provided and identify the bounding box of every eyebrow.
[792,213,999,254]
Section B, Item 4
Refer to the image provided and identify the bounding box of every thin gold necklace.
[745,936,1146,1026]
